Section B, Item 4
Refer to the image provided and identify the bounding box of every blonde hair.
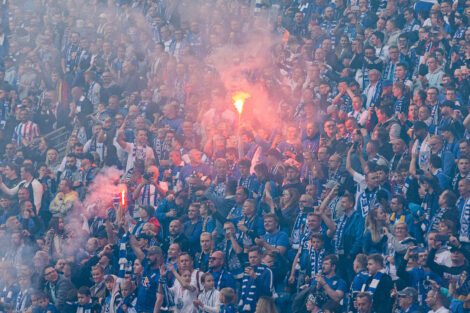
[365,207,386,243]
[220,287,236,304]
[255,296,278,313]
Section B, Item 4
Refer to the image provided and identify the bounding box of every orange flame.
[121,189,126,206]
[232,92,250,115]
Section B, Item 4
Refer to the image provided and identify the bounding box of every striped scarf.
[363,270,384,295]
[427,209,446,238]
[153,138,163,160]
[238,176,254,190]
[222,241,243,278]
[291,212,309,249]
[158,274,175,311]
[383,62,396,81]
[140,184,160,207]
[132,144,147,163]
[240,264,270,312]
[460,198,470,242]
[87,81,96,103]
[334,214,350,254]
[309,247,326,278]
[394,97,405,116]
[358,189,377,217]
[430,104,439,129]
[15,289,30,312]
[118,232,130,280]
[362,67,370,90]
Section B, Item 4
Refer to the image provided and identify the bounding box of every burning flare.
[121,189,126,206]
[232,91,251,115]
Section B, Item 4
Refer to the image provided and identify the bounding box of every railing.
[30,126,71,158]
[46,126,71,157]
[33,113,97,158]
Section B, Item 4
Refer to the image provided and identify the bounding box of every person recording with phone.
[132,165,168,209]
[292,254,346,311]
[397,245,442,308]
[426,235,470,287]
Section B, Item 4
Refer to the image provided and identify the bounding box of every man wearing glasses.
[208,250,236,290]
[42,265,76,312]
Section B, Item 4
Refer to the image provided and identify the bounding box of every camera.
[143,172,153,180]
[435,234,450,242]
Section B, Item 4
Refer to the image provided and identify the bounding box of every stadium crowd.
[0,0,470,313]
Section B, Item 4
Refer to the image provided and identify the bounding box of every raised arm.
[129,233,145,260]
[116,119,129,150]
[0,175,21,196]
[170,267,196,292]
[346,146,357,177]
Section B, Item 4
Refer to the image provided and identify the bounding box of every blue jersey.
[136,259,161,312]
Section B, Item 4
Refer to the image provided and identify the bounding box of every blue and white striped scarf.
[118,232,130,280]
[240,264,271,312]
[292,212,309,249]
[334,214,350,253]
[363,270,384,295]
[459,198,470,242]
[158,274,175,311]
[309,248,326,278]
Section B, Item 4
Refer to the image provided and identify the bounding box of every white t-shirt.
[173,269,203,293]
[169,283,198,313]
[429,306,451,313]
[198,289,220,313]
[123,143,155,172]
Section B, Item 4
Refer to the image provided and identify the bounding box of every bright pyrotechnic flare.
[232,92,250,159]
[232,92,250,115]
[121,189,126,206]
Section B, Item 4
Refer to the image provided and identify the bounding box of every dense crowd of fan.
[0,0,470,313]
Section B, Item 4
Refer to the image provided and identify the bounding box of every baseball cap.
[398,287,418,300]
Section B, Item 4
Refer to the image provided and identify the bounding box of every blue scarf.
[334,214,350,253]
[240,215,256,248]
[359,189,377,217]
[153,138,163,160]
[427,208,446,238]
[430,104,439,129]
[15,289,31,312]
[459,198,470,242]
[292,212,309,248]
[364,270,384,295]
[309,247,326,278]
[87,81,96,103]
[118,232,130,279]
[222,240,243,278]
[158,274,175,311]
[132,143,147,163]
[240,264,270,312]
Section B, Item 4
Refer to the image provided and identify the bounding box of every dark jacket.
[341,211,365,257]
[363,272,394,313]
[44,275,77,312]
